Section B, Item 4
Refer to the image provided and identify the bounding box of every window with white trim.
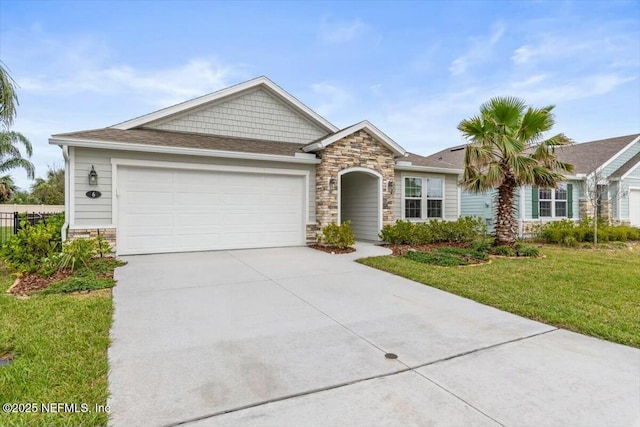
[404,177,444,219]
[539,184,567,218]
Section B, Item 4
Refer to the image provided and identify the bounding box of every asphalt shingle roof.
[51,128,307,157]
[420,134,640,175]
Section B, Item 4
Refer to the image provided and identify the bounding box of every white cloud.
[449,22,506,76]
[311,82,353,117]
[319,18,366,44]
[19,58,236,107]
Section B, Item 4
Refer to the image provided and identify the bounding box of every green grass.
[359,245,640,348]
[0,262,115,426]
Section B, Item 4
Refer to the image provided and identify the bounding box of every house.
[49,77,461,255]
[422,133,640,234]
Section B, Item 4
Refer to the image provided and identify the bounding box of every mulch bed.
[308,244,356,254]
[7,269,115,296]
[383,242,468,256]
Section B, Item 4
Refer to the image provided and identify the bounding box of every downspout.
[61,145,69,241]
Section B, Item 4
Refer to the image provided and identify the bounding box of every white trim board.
[50,137,321,165]
[302,120,407,157]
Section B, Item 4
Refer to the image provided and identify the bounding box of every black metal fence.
[0,212,61,243]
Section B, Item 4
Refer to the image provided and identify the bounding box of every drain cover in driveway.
[385,353,398,359]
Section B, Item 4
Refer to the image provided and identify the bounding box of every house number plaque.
[86,190,102,199]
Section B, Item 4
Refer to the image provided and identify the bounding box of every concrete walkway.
[108,244,640,427]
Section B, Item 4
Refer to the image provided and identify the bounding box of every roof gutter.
[48,137,321,165]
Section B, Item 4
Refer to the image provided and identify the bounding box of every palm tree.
[458,97,574,246]
[0,62,35,188]
[0,62,19,128]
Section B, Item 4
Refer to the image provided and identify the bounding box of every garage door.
[630,189,640,227]
[117,166,305,255]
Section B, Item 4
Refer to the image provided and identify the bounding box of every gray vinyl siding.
[72,147,316,227]
[341,173,379,241]
[145,89,328,144]
[393,171,459,221]
[601,141,640,177]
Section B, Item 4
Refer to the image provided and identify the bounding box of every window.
[404,177,444,219]
[404,178,422,218]
[539,184,567,218]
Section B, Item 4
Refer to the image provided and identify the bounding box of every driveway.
[108,244,640,427]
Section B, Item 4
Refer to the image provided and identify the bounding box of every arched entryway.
[338,167,382,241]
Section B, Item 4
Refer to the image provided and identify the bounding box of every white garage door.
[117,166,305,255]
[630,189,640,227]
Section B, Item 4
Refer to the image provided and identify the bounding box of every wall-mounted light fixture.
[387,180,395,194]
[329,177,336,191]
[89,166,98,186]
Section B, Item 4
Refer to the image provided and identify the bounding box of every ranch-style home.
[422,133,640,234]
[50,77,462,255]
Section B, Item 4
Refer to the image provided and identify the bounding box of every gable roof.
[50,128,317,162]
[111,76,339,134]
[421,133,640,175]
[610,151,640,179]
[301,120,407,157]
[553,134,639,175]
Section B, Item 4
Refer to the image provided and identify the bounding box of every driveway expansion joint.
[164,328,558,427]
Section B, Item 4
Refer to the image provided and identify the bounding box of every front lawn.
[359,245,640,348]
[0,262,114,427]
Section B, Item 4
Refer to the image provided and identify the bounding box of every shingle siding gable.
[145,89,329,143]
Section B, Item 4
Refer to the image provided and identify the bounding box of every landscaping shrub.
[491,245,516,257]
[379,220,416,244]
[514,242,540,257]
[1,214,64,273]
[539,217,640,244]
[58,237,111,272]
[319,221,356,249]
[379,216,485,245]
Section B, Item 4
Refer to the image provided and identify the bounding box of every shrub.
[467,237,493,254]
[538,218,640,244]
[319,221,356,249]
[379,220,415,245]
[492,245,516,257]
[1,214,64,273]
[379,217,485,245]
[58,237,111,272]
[514,242,540,257]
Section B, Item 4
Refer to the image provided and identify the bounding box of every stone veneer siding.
[67,228,117,253]
[310,130,396,241]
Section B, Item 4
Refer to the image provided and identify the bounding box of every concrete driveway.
[108,244,640,427]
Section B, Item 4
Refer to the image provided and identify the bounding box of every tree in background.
[0,62,36,202]
[31,167,64,205]
[0,175,17,203]
[459,97,574,246]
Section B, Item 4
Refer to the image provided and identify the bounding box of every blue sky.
[1,0,639,190]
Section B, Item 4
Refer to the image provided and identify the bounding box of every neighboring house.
[423,133,640,234]
[49,77,461,255]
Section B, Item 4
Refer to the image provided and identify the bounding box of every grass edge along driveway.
[358,245,640,348]
[0,265,113,427]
